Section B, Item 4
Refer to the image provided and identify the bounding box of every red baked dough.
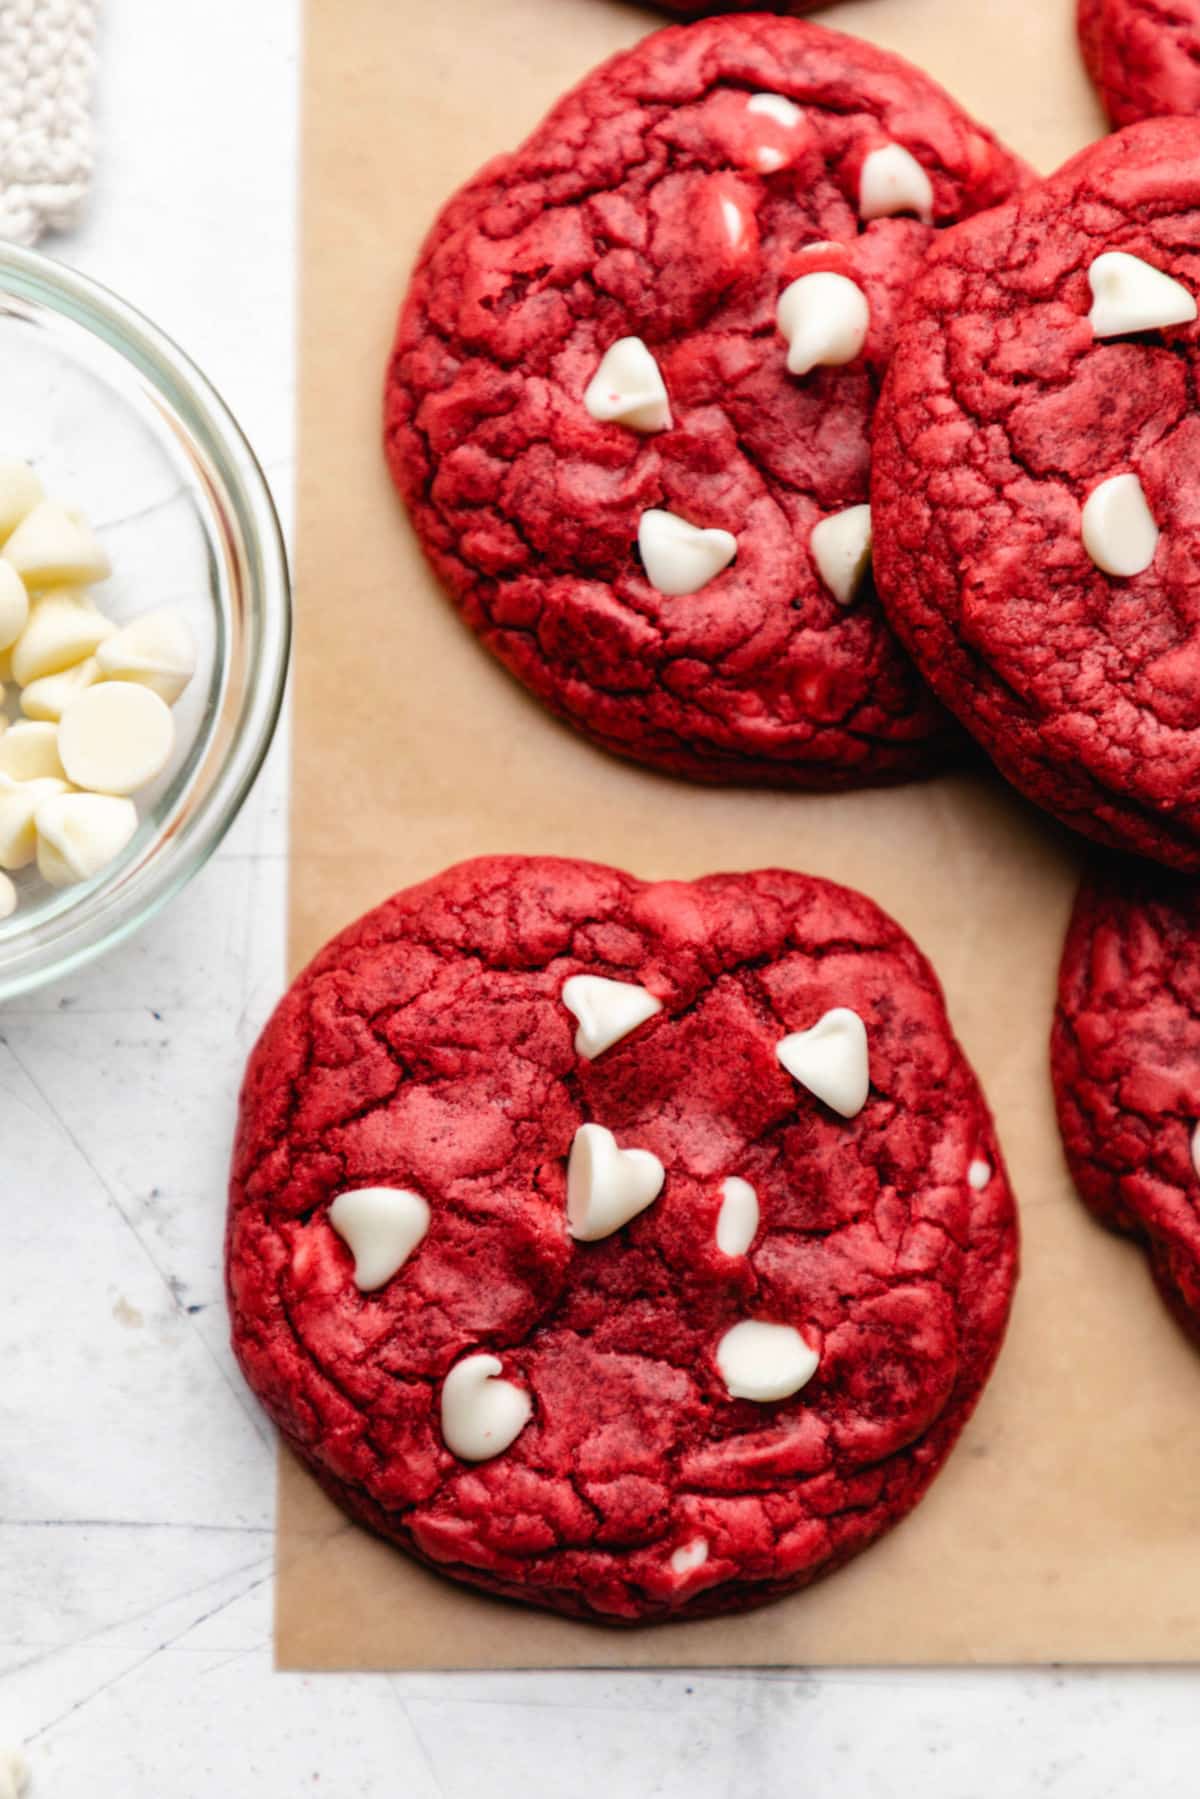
[1079,0,1200,128]
[873,119,1200,871]
[228,855,1017,1623]
[1054,863,1200,1343]
[384,17,1027,789]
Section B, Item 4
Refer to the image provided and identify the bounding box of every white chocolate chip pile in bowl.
[0,244,289,998]
[0,461,200,918]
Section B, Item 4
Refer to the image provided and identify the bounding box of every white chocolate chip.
[20,655,100,721]
[0,870,16,920]
[0,459,43,540]
[716,1319,819,1402]
[720,195,745,246]
[0,722,65,783]
[810,504,872,605]
[35,790,138,887]
[746,92,802,130]
[0,774,68,868]
[561,973,661,1058]
[58,682,175,796]
[776,272,869,377]
[95,606,197,704]
[1087,250,1197,338]
[440,1352,531,1461]
[968,1158,992,1191]
[0,1747,28,1799]
[746,93,804,172]
[11,589,115,687]
[0,563,28,652]
[670,1536,709,1575]
[858,143,934,224]
[3,500,111,587]
[716,1176,759,1257]
[584,337,671,434]
[1081,472,1158,577]
[638,508,736,597]
[566,1121,664,1241]
[328,1186,430,1291]
[776,1006,870,1119]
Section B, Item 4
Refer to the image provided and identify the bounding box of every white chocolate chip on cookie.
[716,1176,759,1257]
[584,338,671,434]
[1081,472,1158,577]
[746,92,802,131]
[561,973,661,1058]
[716,1319,819,1402]
[566,1121,664,1241]
[638,508,736,596]
[441,1352,532,1462]
[670,1537,709,1575]
[745,92,804,171]
[1087,251,1196,338]
[719,194,746,246]
[777,272,869,376]
[328,1187,430,1291]
[810,504,872,605]
[858,143,934,223]
[777,1006,870,1118]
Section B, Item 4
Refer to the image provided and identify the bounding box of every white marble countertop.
[3,1,1197,1792]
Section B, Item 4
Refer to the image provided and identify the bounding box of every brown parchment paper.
[281,0,1200,1667]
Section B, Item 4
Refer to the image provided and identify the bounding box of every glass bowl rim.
[0,240,291,1002]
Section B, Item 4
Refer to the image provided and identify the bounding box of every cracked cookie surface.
[228,855,1017,1622]
[873,120,1200,870]
[384,17,1026,789]
[1079,0,1200,128]
[1054,862,1200,1342]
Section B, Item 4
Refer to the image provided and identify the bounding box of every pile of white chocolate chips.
[0,459,196,919]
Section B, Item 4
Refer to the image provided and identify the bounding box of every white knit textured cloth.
[0,0,96,245]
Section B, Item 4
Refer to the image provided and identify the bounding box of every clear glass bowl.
[0,242,290,999]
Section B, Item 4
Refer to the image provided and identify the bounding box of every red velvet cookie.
[1079,0,1200,129]
[1054,864,1200,1342]
[228,855,1017,1623]
[873,120,1200,871]
[385,18,1027,788]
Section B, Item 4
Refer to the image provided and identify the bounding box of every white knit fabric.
[0,0,96,245]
